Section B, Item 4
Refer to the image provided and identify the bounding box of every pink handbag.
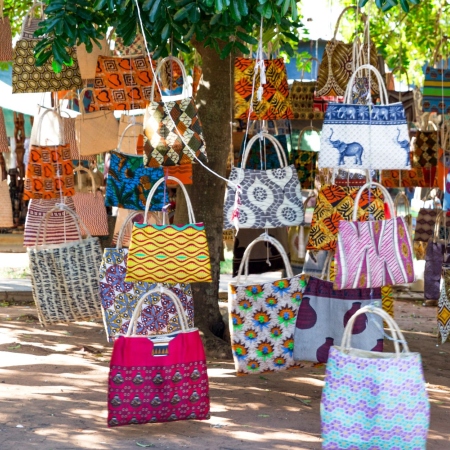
[108,286,210,427]
[334,182,415,289]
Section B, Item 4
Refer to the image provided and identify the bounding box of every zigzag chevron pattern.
[125,223,212,284]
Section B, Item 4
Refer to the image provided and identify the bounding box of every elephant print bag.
[319,64,411,170]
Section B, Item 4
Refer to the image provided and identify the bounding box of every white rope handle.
[235,234,294,284]
[344,64,389,105]
[341,305,410,355]
[116,210,161,249]
[126,286,190,336]
[332,5,357,41]
[117,122,143,151]
[352,181,395,222]
[297,125,320,150]
[394,191,410,217]
[150,56,190,102]
[144,175,195,224]
[73,165,98,195]
[31,108,64,146]
[241,132,288,168]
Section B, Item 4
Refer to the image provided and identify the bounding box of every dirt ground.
[0,299,449,450]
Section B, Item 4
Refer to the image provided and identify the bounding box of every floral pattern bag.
[228,234,307,375]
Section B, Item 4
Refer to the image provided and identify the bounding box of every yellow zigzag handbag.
[125,176,212,284]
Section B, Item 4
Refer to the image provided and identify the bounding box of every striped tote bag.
[422,65,450,114]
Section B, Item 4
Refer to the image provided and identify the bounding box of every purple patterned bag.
[335,182,415,289]
[321,305,429,449]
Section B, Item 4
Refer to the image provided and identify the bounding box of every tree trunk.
[174,44,233,359]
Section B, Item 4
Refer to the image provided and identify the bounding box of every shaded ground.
[0,299,449,450]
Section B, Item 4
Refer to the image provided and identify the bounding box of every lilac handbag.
[334,182,415,289]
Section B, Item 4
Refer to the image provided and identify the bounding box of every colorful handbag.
[107,286,210,426]
[94,55,158,110]
[306,179,385,251]
[72,166,109,237]
[334,182,415,289]
[228,233,306,375]
[438,264,450,343]
[143,56,207,167]
[100,211,194,342]
[319,64,410,170]
[28,204,103,326]
[0,6,13,61]
[75,88,119,156]
[234,57,293,120]
[104,150,167,211]
[24,197,79,247]
[293,276,383,363]
[387,67,416,124]
[321,305,430,449]
[422,64,450,114]
[414,196,443,243]
[289,65,317,120]
[126,176,212,284]
[412,127,439,186]
[223,132,304,230]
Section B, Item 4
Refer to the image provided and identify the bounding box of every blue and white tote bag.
[318,64,411,171]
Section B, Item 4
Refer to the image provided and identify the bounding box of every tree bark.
[174,44,233,359]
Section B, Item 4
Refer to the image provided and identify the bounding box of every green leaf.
[237,0,248,16]
[173,6,190,21]
[184,24,196,40]
[289,0,297,21]
[142,0,156,11]
[262,1,272,18]
[52,59,63,73]
[209,13,221,25]
[189,6,200,23]
[281,0,290,17]
[234,41,250,54]
[161,23,171,41]
[149,0,162,22]
[215,0,223,13]
[236,31,258,45]
[44,2,65,14]
[230,0,241,21]
[93,0,108,10]
[220,41,233,59]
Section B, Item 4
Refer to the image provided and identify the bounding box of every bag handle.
[351,181,395,222]
[394,191,410,217]
[144,175,195,224]
[126,286,190,336]
[344,64,389,105]
[34,203,91,247]
[341,305,410,355]
[241,132,288,169]
[432,210,447,244]
[297,125,320,151]
[150,56,190,102]
[73,165,98,196]
[235,233,294,284]
[421,190,441,209]
[332,5,357,41]
[116,210,162,249]
[24,2,44,25]
[31,108,64,146]
[117,122,143,151]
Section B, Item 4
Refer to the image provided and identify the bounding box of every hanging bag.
[289,58,319,120]
[228,233,306,375]
[76,35,110,80]
[0,108,9,153]
[387,66,416,124]
[438,264,450,343]
[321,305,430,449]
[117,119,144,155]
[28,204,103,326]
[414,194,443,243]
[100,211,194,342]
[0,172,13,228]
[126,175,212,284]
[223,132,304,230]
[107,286,210,427]
[0,0,13,61]
[143,56,207,167]
[20,2,44,40]
[412,122,439,187]
[334,181,415,289]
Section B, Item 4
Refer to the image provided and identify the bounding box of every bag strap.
[126,286,190,336]
[332,5,357,41]
[73,165,98,196]
[150,56,190,102]
[344,64,389,105]
[117,121,143,151]
[394,191,410,217]
[341,305,410,355]
[297,125,320,151]
[241,132,288,169]
[31,108,64,146]
[236,233,294,284]
[116,210,161,249]
[144,175,195,224]
[421,190,441,209]
[351,181,395,222]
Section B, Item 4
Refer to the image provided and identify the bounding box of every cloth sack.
[223,132,304,230]
[28,205,103,326]
[75,88,119,156]
[0,108,9,152]
[290,81,316,120]
[0,177,13,228]
[334,182,415,289]
[104,150,167,211]
[438,265,450,343]
[126,176,212,284]
[414,201,444,243]
[76,37,109,80]
[143,56,207,167]
[319,64,410,170]
[234,57,293,120]
[94,55,158,110]
[228,234,306,375]
[294,276,383,363]
[24,197,79,247]
[321,306,430,449]
[107,286,210,427]
[306,181,385,251]
[117,116,144,155]
[0,13,13,61]
[422,65,450,114]
[163,165,193,186]
[387,67,416,124]
[100,211,194,342]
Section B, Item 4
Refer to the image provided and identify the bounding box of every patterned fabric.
[72,191,109,236]
[414,209,442,243]
[290,150,318,190]
[223,165,304,229]
[164,165,193,186]
[424,239,448,301]
[105,151,167,211]
[28,236,103,326]
[438,266,450,344]
[99,247,193,342]
[321,345,430,449]
[143,97,207,167]
[108,329,210,426]
[12,40,83,93]
[0,17,13,61]
[0,108,9,153]
[23,144,75,200]
[290,81,315,120]
[387,89,416,124]
[24,197,79,247]
[94,55,159,110]
[381,166,433,188]
[319,102,411,170]
[0,179,13,228]
[114,33,145,56]
[422,66,450,114]
[126,223,212,284]
[293,277,383,363]
[335,216,415,289]
[381,286,394,318]
[228,274,306,375]
[234,58,293,120]
[413,131,439,169]
[306,185,385,251]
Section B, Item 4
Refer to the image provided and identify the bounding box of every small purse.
[289,58,319,120]
[290,126,319,190]
[387,66,416,124]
